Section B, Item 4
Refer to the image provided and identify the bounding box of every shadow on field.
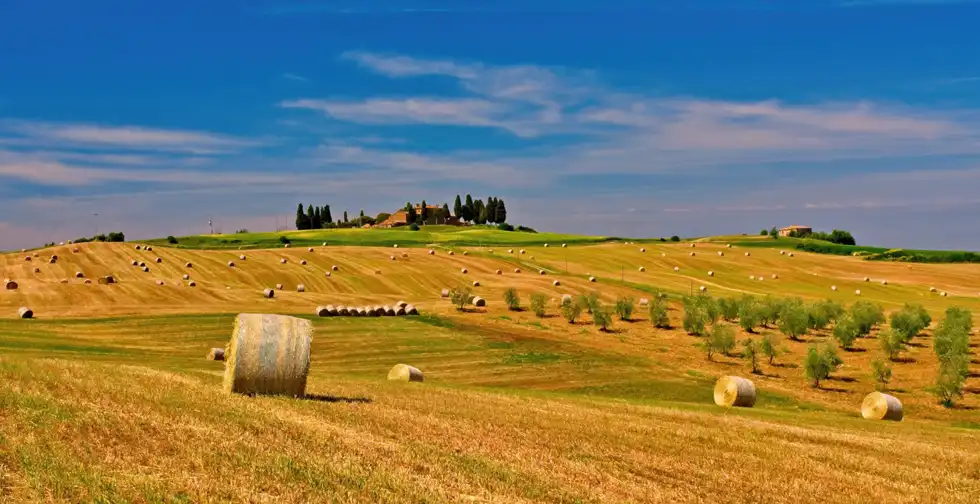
[844,347,868,353]
[827,376,858,383]
[303,394,373,404]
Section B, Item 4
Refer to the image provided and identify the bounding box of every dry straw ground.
[1,239,979,502]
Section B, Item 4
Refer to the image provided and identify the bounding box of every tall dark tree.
[313,207,322,229]
[453,195,463,219]
[307,205,315,230]
[441,203,451,223]
[486,197,497,224]
[477,203,488,224]
[296,203,309,230]
[323,205,332,224]
[404,202,418,224]
[420,200,428,223]
[464,194,474,222]
[495,198,507,223]
[360,209,365,222]
[343,210,349,223]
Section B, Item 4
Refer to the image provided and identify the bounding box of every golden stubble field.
[1,240,979,502]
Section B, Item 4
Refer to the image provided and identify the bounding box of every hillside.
[2,237,979,501]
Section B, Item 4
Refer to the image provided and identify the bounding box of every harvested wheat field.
[1,233,979,503]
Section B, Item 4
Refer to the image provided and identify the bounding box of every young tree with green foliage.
[889,303,930,344]
[578,292,600,315]
[593,306,613,332]
[758,295,783,328]
[760,228,769,236]
[614,296,635,321]
[850,300,885,337]
[806,299,842,331]
[778,301,809,341]
[450,286,472,311]
[879,329,906,361]
[760,334,779,365]
[737,296,760,333]
[743,338,760,374]
[769,226,779,239]
[704,324,736,361]
[503,288,520,311]
[832,315,860,350]
[934,359,967,407]
[804,344,840,388]
[649,298,670,328]
[932,306,972,406]
[682,296,710,336]
[871,359,892,390]
[561,299,583,323]
[530,293,548,318]
[718,298,740,322]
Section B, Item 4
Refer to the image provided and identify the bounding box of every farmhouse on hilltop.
[779,225,812,237]
[376,204,461,228]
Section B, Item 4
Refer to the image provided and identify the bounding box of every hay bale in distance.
[472,281,480,287]
[155,257,163,263]
[185,262,193,268]
[780,250,786,255]
[544,243,549,247]
[539,270,547,275]
[855,289,862,296]
[448,251,455,256]
[395,305,406,316]
[75,271,84,278]
[463,251,468,256]
[280,258,288,264]
[553,280,561,286]
[145,246,152,251]
[514,268,521,273]
[929,287,937,292]
[745,252,751,257]
[749,275,755,280]
[440,289,450,298]
[708,271,714,277]
[223,313,312,398]
[33,268,39,273]
[699,285,707,292]
[183,274,190,280]
[589,276,596,282]
[831,285,838,291]
[3,279,17,290]
[864,277,870,282]
[428,250,435,255]
[940,292,948,297]
[276,284,283,290]
[155,280,165,286]
[325,271,331,277]
[673,266,679,272]
[390,255,396,261]
[388,364,424,382]
[263,288,275,298]
[772,274,779,279]
[208,348,226,361]
[640,248,646,253]
[139,261,146,268]
[639,266,646,272]
[135,245,142,250]
[405,304,419,316]
[461,268,468,274]
[284,244,290,248]
[84,279,92,284]
[315,306,330,317]
[562,243,567,248]
[639,298,649,306]
[188,281,197,287]
[18,307,33,319]
[384,306,396,316]
[228,261,236,267]
[338,306,350,316]
[713,376,756,408]
[472,296,486,307]
[881,280,888,285]
[690,252,696,257]
[332,265,339,271]
[308,247,314,252]
[496,269,502,275]
[300,260,307,266]
[788,253,794,257]
[240,255,246,260]
[861,392,903,421]
[718,251,724,256]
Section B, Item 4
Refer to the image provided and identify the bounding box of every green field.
[146,226,622,250]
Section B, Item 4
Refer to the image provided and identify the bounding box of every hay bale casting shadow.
[223,313,313,398]
[208,348,226,361]
[388,364,424,382]
[861,392,903,421]
[713,376,756,408]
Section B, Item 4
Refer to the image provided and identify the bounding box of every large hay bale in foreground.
[17,307,33,319]
[223,313,312,397]
[388,364,424,382]
[713,376,756,408]
[861,392,903,421]
[3,279,17,290]
[208,348,225,361]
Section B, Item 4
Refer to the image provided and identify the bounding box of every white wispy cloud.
[0,121,261,154]
[282,73,310,82]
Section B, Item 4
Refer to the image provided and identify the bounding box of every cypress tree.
[323,205,332,224]
[486,197,497,224]
[343,210,348,223]
[495,198,507,223]
[295,203,308,230]
[405,202,417,224]
[441,203,450,223]
[313,207,322,229]
[307,205,315,229]
[477,203,488,224]
[464,194,474,222]
[420,200,428,223]
[453,195,463,219]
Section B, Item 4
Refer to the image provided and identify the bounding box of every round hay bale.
[788,253,794,257]
[131,259,138,266]
[940,291,948,297]
[428,250,435,255]
[385,306,396,316]
[708,271,714,277]
[544,243,549,248]
[831,285,838,291]
[263,288,274,298]
[390,255,396,261]
[881,280,888,285]
[661,253,666,257]
[139,261,147,268]
[145,246,152,251]
[472,296,486,307]
[33,268,39,273]
[639,298,649,306]
[463,251,468,256]
[315,306,329,317]
[4,279,18,290]
[640,248,646,253]
[155,257,162,263]
[50,257,58,264]
[284,244,290,248]
[135,245,142,250]
[240,255,247,260]
[726,244,732,248]
[472,281,480,287]
[448,251,455,256]
[18,307,33,319]
[639,267,646,272]
[276,284,283,290]
[673,266,679,272]
[718,251,724,256]
[514,268,521,273]
[75,271,84,278]
[930,287,937,292]
[690,252,696,257]
[440,288,450,298]
[749,275,755,280]
[208,348,225,361]
[308,247,314,252]
[300,260,307,266]
[83,279,92,284]
[553,280,561,286]
[699,285,707,292]
[691,243,696,248]
[223,313,312,398]
[562,243,567,248]
[508,249,513,254]
[780,250,786,255]
[322,242,328,246]
[332,265,339,271]
[185,262,193,268]
[855,289,862,296]
[295,284,306,293]
[393,244,399,248]
[280,258,288,264]
[520,249,526,255]
[388,364,423,382]
[228,261,236,267]
[188,281,197,287]
[327,305,338,316]
[395,306,406,316]
[496,269,502,275]
[405,304,419,316]
[713,376,756,408]
[461,268,468,274]
[338,306,349,316]
[861,392,903,421]
[772,274,778,279]
[183,274,190,280]
[864,277,870,282]
[539,270,547,275]
[325,271,332,277]
[589,276,596,282]
[155,280,165,286]
[758,276,764,282]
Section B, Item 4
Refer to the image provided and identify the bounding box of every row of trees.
[760,227,857,246]
[453,194,507,225]
[45,232,125,247]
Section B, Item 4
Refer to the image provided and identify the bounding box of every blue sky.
[2,0,980,249]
